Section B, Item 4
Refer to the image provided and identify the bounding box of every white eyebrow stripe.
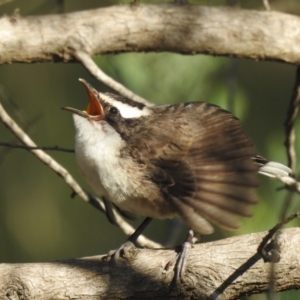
[99,93,152,119]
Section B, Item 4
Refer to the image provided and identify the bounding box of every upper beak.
[62,78,104,119]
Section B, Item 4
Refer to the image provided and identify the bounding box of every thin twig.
[258,211,300,261]
[0,99,161,249]
[284,66,300,174]
[0,142,75,153]
[75,51,152,106]
[262,0,271,11]
[279,191,295,221]
[280,67,300,220]
[0,117,41,165]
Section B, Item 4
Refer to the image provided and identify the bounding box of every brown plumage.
[64,80,259,235]
[116,102,259,234]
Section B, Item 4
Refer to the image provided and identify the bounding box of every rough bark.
[0,4,300,65]
[1,227,300,300]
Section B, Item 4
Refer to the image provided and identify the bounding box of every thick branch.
[1,228,300,299]
[1,4,300,64]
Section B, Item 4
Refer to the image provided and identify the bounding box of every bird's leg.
[165,229,201,284]
[108,217,153,261]
[175,229,201,283]
[103,196,118,225]
[102,196,137,224]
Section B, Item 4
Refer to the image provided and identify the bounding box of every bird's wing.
[172,103,259,233]
[130,103,259,234]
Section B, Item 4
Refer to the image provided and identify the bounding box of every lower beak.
[61,106,89,118]
[61,79,104,119]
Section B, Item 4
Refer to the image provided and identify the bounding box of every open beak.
[62,79,104,119]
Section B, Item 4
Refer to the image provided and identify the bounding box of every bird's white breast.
[73,114,143,204]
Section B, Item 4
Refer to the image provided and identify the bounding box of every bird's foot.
[104,217,153,264]
[165,229,201,285]
[105,240,137,262]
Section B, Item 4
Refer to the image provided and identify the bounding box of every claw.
[104,217,153,263]
[166,229,201,285]
[109,240,136,262]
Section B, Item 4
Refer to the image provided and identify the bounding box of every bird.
[62,79,290,283]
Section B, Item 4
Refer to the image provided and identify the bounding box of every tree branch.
[0,4,300,65]
[75,51,151,105]
[1,228,300,299]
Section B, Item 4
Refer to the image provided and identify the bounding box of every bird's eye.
[109,106,119,115]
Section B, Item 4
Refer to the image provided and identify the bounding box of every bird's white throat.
[72,114,144,205]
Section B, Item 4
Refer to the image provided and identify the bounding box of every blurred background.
[0,0,300,299]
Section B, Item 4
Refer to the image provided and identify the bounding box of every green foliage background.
[0,1,300,299]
